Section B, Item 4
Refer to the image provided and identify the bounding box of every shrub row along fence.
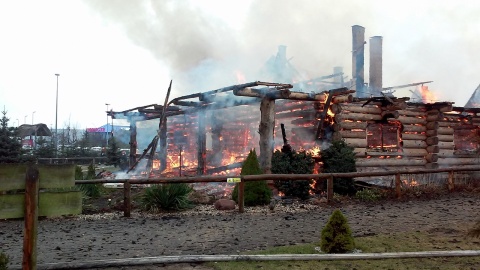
[76,165,480,217]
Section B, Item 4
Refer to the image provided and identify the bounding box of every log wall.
[331,100,480,172]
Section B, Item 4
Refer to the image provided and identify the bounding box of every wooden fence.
[76,165,480,217]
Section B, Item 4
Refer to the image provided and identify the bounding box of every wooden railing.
[76,165,480,217]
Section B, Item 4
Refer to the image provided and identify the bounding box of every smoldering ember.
[109,25,480,186]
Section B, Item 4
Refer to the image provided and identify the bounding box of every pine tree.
[320,209,355,253]
[232,149,272,206]
[0,109,22,163]
[321,140,357,195]
[106,136,120,167]
[272,148,315,200]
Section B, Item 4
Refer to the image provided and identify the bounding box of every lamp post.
[105,103,110,147]
[16,119,19,127]
[24,115,27,124]
[32,111,35,125]
[55,73,60,158]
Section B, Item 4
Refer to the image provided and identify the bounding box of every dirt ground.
[1,189,479,270]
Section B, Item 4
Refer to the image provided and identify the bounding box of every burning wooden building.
[109,25,480,178]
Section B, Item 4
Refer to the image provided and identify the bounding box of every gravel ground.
[1,192,479,269]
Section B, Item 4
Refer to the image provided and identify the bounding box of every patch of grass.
[141,183,194,211]
[209,229,480,270]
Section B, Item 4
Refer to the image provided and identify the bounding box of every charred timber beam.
[205,162,244,175]
[234,87,352,102]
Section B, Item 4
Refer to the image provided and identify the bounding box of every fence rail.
[75,165,480,216]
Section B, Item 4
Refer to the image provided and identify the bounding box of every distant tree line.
[0,109,129,166]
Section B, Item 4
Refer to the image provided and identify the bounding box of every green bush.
[141,183,193,211]
[75,165,103,198]
[271,149,315,200]
[321,209,355,253]
[0,251,9,270]
[355,188,383,202]
[321,140,357,195]
[232,149,272,206]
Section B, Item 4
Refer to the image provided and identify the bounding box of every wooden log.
[426,145,440,153]
[403,125,427,133]
[395,174,401,198]
[337,130,366,139]
[438,141,454,150]
[344,138,367,148]
[335,113,382,122]
[381,110,400,119]
[402,140,427,148]
[437,157,480,166]
[238,181,245,213]
[124,182,131,218]
[426,113,443,122]
[426,122,439,130]
[438,149,455,158]
[426,136,439,145]
[353,148,366,157]
[331,103,381,114]
[437,134,454,142]
[401,148,428,157]
[327,176,333,203]
[331,95,353,104]
[356,158,427,167]
[397,115,427,125]
[23,164,39,270]
[401,133,426,140]
[333,122,368,131]
[397,109,425,117]
[425,154,439,163]
[197,112,206,175]
[425,163,439,169]
[425,129,438,137]
[384,101,408,111]
[448,171,454,191]
[259,98,275,174]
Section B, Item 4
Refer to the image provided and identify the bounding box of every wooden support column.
[23,164,39,270]
[238,180,245,213]
[211,114,223,167]
[259,97,275,174]
[123,181,131,217]
[327,176,334,203]
[129,119,137,167]
[197,111,206,175]
[448,171,454,191]
[159,120,167,172]
[395,174,401,199]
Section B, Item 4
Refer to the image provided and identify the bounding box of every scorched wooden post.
[197,110,206,175]
[259,97,275,174]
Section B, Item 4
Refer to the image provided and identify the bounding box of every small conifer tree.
[320,209,355,253]
[321,140,357,195]
[0,109,22,163]
[106,137,121,167]
[232,149,272,206]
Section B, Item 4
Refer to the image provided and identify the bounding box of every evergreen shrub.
[320,209,355,253]
[271,149,315,200]
[0,251,8,270]
[232,149,271,206]
[321,140,357,195]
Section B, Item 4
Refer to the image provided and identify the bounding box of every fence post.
[395,174,401,199]
[448,171,454,191]
[327,176,333,203]
[124,181,131,217]
[238,180,245,213]
[23,164,39,270]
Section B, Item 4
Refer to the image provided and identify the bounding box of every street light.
[16,119,19,127]
[32,111,35,125]
[24,115,27,124]
[55,73,60,158]
[105,103,110,147]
